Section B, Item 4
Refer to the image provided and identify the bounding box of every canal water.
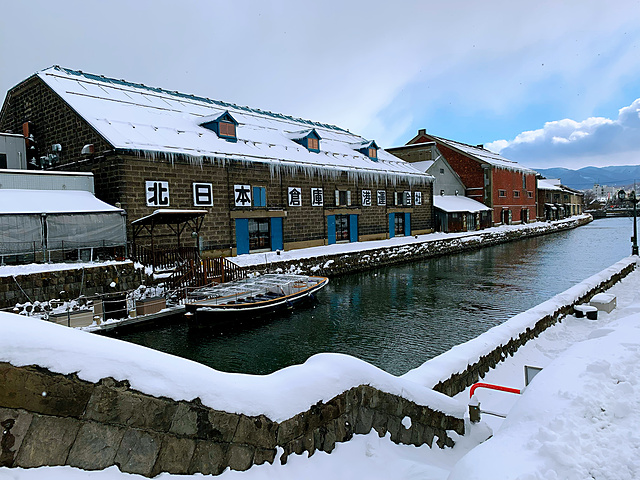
[115,218,633,376]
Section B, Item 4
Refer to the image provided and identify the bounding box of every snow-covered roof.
[0,189,123,214]
[37,66,431,184]
[537,178,563,191]
[409,160,435,173]
[433,195,492,213]
[424,136,537,174]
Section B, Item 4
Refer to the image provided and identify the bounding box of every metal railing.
[130,244,199,271]
[165,257,247,300]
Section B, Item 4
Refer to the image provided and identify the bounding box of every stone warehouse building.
[0,66,434,257]
[392,131,537,226]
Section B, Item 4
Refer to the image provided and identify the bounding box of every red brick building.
[0,67,434,257]
[401,130,537,225]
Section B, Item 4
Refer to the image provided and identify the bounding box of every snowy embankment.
[401,255,637,390]
[3,257,640,479]
[448,261,640,480]
[231,215,591,274]
[0,313,462,423]
[0,260,132,278]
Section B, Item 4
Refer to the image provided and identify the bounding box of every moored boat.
[184,274,328,327]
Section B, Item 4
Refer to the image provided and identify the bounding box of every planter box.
[50,310,96,328]
[136,297,166,316]
[590,293,616,313]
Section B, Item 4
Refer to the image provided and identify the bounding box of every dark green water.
[114,218,632,375]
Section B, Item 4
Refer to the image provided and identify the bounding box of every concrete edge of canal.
[243,214,594,277]
[401,255,638,397]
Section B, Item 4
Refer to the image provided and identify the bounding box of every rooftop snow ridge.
[48,65,349,134]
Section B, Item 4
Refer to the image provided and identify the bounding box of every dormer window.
[289,129,321,152]
[219,120,236,138]
[200,111,238,142]
[356,140,379,161]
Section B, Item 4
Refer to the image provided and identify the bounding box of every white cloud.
[486,99,640,168]
[1,0,640,157]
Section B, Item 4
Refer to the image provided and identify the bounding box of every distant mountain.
[534,165,640,190]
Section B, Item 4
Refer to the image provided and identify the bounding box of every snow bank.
[0,260,133,278]
[232,215,591,269]
[0,313,463,422]
[449,312,640,480]
[402,256,637,388]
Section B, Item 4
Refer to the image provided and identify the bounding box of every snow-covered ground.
[231,215,590,268]
[0,260,132,278]
[1,254,638,479]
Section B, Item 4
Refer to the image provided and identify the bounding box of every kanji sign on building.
[146,181,169,207]
[288,187,302,206]
[414,191,422,206]
[404,191,412,206]
[361,189,372,207]
[193,183,213,206]
[311,188,324,207]
[377,190,386,206]
[234,184,252,207]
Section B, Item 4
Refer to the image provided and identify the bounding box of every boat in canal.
[184,273,329,327]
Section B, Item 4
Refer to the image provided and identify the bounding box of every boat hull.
[185,276,328,328]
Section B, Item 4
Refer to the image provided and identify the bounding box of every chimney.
[418,129,426,135]
[476,144,484,149]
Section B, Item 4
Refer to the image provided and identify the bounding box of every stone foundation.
[250,216,592,277]
[0,364,464,476]
[0,262,148,310]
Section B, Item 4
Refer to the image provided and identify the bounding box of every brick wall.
[45,154,433,255]
[1,77,434,256]
[492,168,536,224]
[0,76,111,165]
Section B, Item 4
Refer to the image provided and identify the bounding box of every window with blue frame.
[253,186,266,207]
[200,111,238,142]
[291,129,321,152]
[357,140,379,161]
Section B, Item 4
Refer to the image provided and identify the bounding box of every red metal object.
[470,382,521,398]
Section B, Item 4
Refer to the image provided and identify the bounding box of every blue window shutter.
[389,213,395,238]
[349,214,358,243]
[327,215,336,245]
[261,187,266,207]
[270,217,283,251]
[235,218,249,255]
[404,213,411,236]
[252,187,260,206]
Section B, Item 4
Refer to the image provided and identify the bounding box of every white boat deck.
[187,274,323,306]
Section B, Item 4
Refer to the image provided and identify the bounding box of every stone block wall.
[0,363,464,476]
[250,215,593,278]
[0,262,147,310]
[0,76,111,166]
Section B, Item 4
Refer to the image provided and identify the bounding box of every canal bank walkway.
[2,256,638,479]
[231,214,592,276]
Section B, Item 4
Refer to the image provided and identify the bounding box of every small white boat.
[184,274,328,328]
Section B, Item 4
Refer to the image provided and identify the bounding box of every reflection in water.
[116,218,633,375]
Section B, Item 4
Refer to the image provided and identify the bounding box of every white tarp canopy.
[433,195,492,213]
[0,189,126,255]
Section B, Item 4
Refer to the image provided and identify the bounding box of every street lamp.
[618,189,639,255]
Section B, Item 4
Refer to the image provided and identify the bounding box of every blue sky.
[1,0,639,170]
